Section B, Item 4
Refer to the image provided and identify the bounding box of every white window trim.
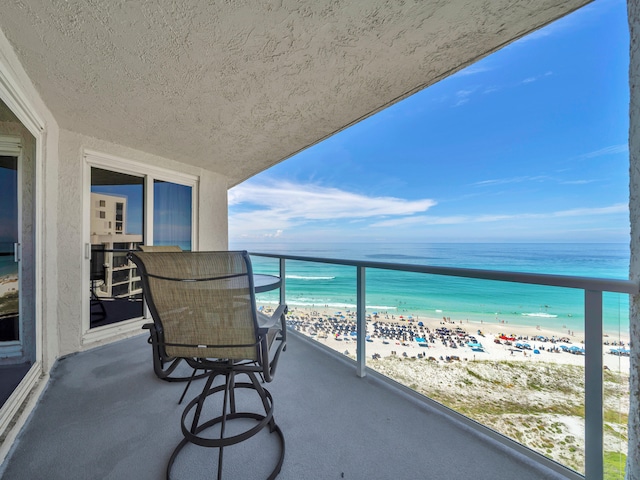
[0,57,46,463]
[82,149,199,344]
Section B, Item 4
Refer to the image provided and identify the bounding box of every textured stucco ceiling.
[0,0,590,186]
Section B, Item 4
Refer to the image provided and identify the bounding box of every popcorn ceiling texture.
[0,0,589,186]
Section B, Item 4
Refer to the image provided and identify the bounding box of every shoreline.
[256,295,630,340]
[271,304,630,374]
[0,274,18,298]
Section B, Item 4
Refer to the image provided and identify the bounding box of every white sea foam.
[286,275,336,280]
[521,312,558,318]
[257,299,396,310]
[368,305,397,311]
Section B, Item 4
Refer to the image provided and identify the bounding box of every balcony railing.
[250,251,638,480]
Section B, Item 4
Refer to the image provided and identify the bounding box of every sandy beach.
[271,303,630,473]
[0,274,18,298]
[275,305,630,374]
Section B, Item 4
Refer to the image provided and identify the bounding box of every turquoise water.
[232,242,631,336]
[0,242,17,276]
[1,242,631,335]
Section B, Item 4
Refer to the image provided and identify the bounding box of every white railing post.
[356,266,366,377]
[584,289,603,480]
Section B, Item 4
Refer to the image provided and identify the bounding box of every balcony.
[1,252,635,480]
[0,330,576,480]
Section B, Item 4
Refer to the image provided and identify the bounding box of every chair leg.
[190,371,217,434]
[217,372,234,480]
[178,367,200,405]
[168,368,285,480]
[248,371,279,433]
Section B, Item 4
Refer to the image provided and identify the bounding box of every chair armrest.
[257,304,287,334]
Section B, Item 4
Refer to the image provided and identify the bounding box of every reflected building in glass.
[90,192,143,318]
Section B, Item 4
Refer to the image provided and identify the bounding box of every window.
[86,153,197,332]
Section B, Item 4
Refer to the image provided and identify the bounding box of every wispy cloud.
[453,88,477,107]
[472,175,550,187]
[229,181,437,236]
[560,179,596,185]
[576,144,628,159]
[229,181,436,219]
[521,71,552,85]
[482,86,501,95]
[370,203,628,228]
[453,65,492,77]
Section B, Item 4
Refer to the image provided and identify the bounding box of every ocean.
[232,242,631,337]
[0,242,17,277]
[0,242,631,336]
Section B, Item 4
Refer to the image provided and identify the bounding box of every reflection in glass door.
[0,156,18,343]
[89,167,144,328]
[153,180,192,251]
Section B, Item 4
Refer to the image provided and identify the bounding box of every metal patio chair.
[135,245,197,381]
[130,250,287,480]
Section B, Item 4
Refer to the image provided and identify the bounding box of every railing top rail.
[249,251,639,295]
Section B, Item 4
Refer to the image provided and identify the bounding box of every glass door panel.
[89,167,144,328]
[0,155,18,342]
[153,180,192,251]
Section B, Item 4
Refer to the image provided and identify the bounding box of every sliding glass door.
[0,126,36,409]
[0,155,18,345]
[87,159,196,330]
[89,167,145,328]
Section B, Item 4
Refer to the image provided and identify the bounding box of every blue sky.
[229,0,629,245]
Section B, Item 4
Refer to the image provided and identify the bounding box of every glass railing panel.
[248,253,633,478]
[253,257,356,350]
[359,272,588,474]
[602,292,630,480]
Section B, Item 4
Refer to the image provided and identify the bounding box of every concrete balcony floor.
[0,331,575,480]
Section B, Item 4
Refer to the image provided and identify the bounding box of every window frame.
[82,150,199,343]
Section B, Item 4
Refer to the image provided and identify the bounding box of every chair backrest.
[131,251,260,361]
[138,245,183,252]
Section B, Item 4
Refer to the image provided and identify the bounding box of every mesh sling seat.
[130,251,287,480]
[135,245,198,381]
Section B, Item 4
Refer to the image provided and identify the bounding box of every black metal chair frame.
[131,251,287,480]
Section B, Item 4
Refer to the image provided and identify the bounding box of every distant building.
[90,193,142,299]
